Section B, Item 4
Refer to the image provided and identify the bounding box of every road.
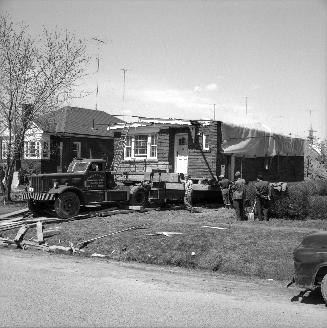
[0,248,325,327]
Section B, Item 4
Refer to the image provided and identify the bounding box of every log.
[36,221,44,244]
[14,224,29,246]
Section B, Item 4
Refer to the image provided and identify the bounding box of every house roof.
[35,106,124,137]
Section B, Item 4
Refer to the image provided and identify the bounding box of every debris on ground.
[146,231,183,237]
[201,225,227,230]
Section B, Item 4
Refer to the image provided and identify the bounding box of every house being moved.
[0,106,123,173]
[110,118,304,182]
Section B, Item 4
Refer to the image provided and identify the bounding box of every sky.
[1,0,327,139]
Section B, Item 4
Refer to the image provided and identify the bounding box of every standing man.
[218,174,231,208]
[0,166,5,195]
[231,171,246,220]
[182,174,193,213]
[254,175,271,221]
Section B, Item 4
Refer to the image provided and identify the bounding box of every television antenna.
[92,37,106,110]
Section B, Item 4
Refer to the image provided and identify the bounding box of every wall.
[227,155,304,182]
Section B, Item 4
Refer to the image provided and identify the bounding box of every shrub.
[307,196,327,220]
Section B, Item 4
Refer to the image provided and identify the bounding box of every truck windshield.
[67,162,89,173]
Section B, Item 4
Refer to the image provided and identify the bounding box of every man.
[254,175,271,221]
[218,174,231,208]
[182,174,193,213]
[231,171,246,220]
[0,166,5,194]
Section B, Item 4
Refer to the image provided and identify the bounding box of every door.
[174,133,188,174]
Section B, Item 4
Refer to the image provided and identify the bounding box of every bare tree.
[0,15,89,200]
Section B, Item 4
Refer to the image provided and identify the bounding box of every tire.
[54,191,80,219]
[321,274,327,304]
[129,186,149,207]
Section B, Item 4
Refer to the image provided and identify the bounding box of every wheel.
[129,186,149,207]
[321,274,327,304]
[27,199,44,217]
[54,191,80,219]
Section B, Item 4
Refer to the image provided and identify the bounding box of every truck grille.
[30,176,52,193]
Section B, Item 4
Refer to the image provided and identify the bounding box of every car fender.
[313,262,327,285]
[48,186,85,204]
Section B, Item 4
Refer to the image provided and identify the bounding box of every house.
[0,106,124,173]
[109,118,304,182]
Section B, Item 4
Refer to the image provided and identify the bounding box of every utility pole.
[121,68,129,108]
[213,104,216,120]
[92,37,105,110]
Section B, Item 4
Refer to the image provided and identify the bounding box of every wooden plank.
[0,208,29,220]
[14,224,29,246]
[164,183,185,190]
[36,221,44,244]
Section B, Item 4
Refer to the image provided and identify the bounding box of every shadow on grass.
[291,288,326,306]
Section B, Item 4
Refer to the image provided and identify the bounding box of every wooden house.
[0,106,123,173]
[110,118,304,182]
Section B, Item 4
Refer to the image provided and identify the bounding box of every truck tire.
[54,191,80,219]
[130,186,149,207]
[321,274,327,304]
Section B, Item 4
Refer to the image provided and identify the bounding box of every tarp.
[221,123,304,157]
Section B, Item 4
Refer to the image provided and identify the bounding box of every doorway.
[174,133,188,174]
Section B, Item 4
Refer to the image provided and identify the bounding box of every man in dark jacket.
[254,175,271,221]
[231,171,246,220]
[218,174,231,208]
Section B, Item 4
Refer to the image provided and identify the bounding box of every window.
[179,137,187,145]
[150,134,158,158]
[24,141,41,159]
[42,141,50,158]
[202,134,210,151]
[125,136,132,158]
[72,142,81,158]
[123,133,158,159]
[134,135,148,156]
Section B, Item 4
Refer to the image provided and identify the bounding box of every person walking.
[218,174,231,208]
[231,171,246,220]
[0,166,5,195]
[182,174,193,213]
[254,175,271,221]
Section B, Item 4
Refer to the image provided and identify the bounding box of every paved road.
[0,249,325,327]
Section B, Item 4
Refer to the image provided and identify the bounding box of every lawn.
[1,205,325,282]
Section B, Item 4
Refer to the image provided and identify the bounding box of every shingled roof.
[35,106,124,137]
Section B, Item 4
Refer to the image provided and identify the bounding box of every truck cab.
[23,158,130,218]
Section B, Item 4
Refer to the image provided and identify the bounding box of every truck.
[22,158,222,219]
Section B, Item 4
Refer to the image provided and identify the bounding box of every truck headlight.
[28,187,34,192]
[53,181,59,188]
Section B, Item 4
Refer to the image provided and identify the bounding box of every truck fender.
[48,186,85,204]
[313,263,327,285]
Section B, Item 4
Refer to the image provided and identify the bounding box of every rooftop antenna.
[92,37,106,110]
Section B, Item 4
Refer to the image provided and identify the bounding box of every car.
[290,231,327,304]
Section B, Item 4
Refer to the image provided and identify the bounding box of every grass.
[1,206,325,282]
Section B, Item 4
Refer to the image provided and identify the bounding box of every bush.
[307,196,327,220]
[246,180,327,220]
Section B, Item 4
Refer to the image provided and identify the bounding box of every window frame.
[24,140,41,159]
[72,141,82,159]
[123,133,158,160]
[202,134,210,151]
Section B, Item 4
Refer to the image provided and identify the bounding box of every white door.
[174,133,188,174]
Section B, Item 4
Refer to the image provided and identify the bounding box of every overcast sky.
[2,0,327,139]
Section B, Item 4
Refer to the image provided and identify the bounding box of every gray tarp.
[221,123,304,157]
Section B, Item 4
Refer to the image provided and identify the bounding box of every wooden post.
[36,221,44,244]
[14,224,29,247]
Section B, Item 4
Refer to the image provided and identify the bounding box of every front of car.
[291,231,327,302]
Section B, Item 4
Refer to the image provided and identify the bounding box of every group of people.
[181,170,271,221]
[218,171,271,221]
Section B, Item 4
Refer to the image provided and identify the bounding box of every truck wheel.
[54,192,80,219]
[130,186,148,207]
[321,274,327,304]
